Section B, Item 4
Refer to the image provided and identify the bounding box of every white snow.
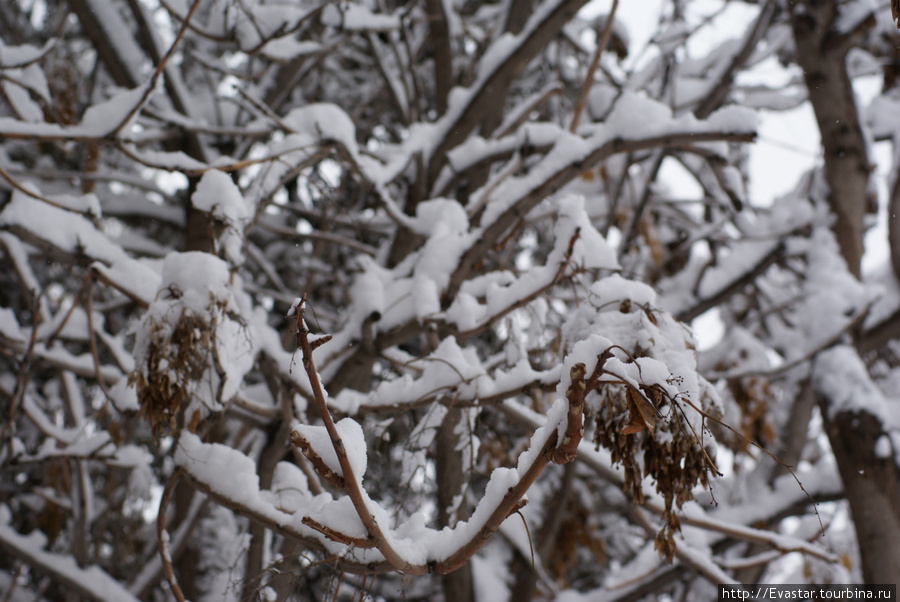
[176,431,329,526]
[132,252,256,414]
[0,506,141,602]
[813,346,899,432]
[1,65,49,122]
[0,39,54,68]
[321,3,401,31]
[191,170,250,264]
[293,417,368,481]
[0,84,150,139]
[0,188,162,306]
[874,434,892,460]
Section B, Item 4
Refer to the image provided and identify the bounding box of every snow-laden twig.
[291,294,413,569]
[290,295,593,575]
[0,506,141,602]
[631,506,740,586]
[0,165,100,218]
[667,504,836,563]
[569,0,619,132]
[107,0,203,139]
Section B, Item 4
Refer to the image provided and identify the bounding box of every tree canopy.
[1,0,899,600]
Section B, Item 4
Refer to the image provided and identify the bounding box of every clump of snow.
[589,273,656,307]
[192,170,247,218]
[191,170,250,265]
[309,497,368,540]
[107,377,140,412]
[179,432,293,514]
[874,434,892,460]
[293,417,368,480]
[0,38,53,68]
[350,260,386,320]
[80,84,149,137]
[321,3,400,31]
[813,346,897,427]
[2,65,50,122]
[264,462,310,510]
[287,296,303,317]
[408,199,473,302]
[282,103,359,157]
[160,251,231,309]
[131,252,255,426]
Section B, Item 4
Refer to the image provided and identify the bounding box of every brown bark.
[788,0,872,278]
[436,407,474,602]
[889,167,900,285]
[425,0,453,116]
[821,410,900,583]
[788,0,900,584]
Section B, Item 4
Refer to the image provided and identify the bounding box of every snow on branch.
[0,189,160,306]
[0,506,141,602]
[285,294,611,574]
[284,270,733,570]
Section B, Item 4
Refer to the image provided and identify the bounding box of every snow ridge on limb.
[0,188,161,306]
[173,431,394,574]
[0,506,141,602]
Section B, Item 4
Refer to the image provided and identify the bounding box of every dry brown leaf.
[623,388,657,435]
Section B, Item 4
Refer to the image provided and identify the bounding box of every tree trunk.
[788,0,872,278]
[822,409,900,582]
[788,0,900,584]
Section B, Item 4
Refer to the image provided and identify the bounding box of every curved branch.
[446,129,756,303]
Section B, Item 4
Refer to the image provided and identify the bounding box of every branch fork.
[286,294,595,575]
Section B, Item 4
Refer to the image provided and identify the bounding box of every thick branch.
[446,130,755,303]
[788,0,872,277]
[427,0,589,186]
[425,0,453,116]
[677,242,784,323]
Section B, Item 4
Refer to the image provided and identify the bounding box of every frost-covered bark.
[0,0,897,600]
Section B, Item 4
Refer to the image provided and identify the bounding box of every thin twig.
[569,0,619,132]
[515,510,535,571]
[157,467,188,602]
[109,0,204,138]
[0,165,99,218]
[83,274,113,401]
[678,395,823,532]
[291,295,414,571]
[4,296,42,458]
